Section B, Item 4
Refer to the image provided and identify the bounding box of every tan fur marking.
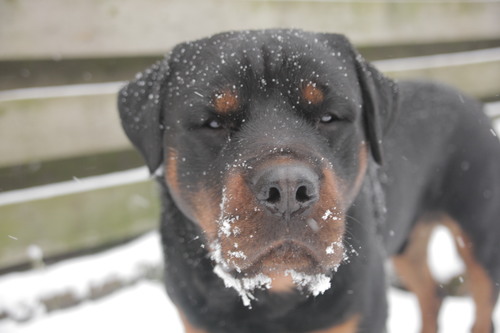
[223,172,258,223]
[321,166,345,211]
[268,271,295,292]
[310,315,360,333]
[302,82,325,105]
[192,188,219,238]
[347,143,368,204]
[216,162,346,276]
[392,222,442,333]
[178,310,209,333]
[213,90,239,114]
[165,148,180,195]
[394,215,497,333]
[441,217,496,333]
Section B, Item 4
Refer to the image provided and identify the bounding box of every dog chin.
[212,243,333,307]
[240,251,333,295]
[264,268,332,295]
[213,263,332,308]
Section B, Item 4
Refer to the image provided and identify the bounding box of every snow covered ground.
[2,280,497,333]
[1,228,499,333]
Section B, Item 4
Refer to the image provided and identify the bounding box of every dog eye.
[207,119,223,129]
[319,114,336,124]
[205,118,224,130]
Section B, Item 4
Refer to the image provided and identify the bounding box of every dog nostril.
[267,187,281,204]
[295,185,311,203]
[253,164,320,218]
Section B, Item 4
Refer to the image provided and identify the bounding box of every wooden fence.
[1,0,500,272]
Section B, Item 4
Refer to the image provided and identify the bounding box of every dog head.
[118,29,398,301]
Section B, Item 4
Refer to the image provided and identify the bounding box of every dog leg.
[392,222,442,333]
[442,217,496,333]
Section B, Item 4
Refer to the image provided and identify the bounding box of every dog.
[118,29,500,333]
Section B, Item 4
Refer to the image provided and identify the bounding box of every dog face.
[119,30,398,297]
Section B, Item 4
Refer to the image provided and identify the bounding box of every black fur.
[118,30,500,332]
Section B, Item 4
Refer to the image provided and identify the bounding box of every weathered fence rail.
[0,168,159,271]
[1,0,500,60]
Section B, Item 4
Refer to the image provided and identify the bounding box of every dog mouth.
[234,240,325,276]
[207,155,347,306]
[212,240,333,306]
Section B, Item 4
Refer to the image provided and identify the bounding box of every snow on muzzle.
[210,156,347,279]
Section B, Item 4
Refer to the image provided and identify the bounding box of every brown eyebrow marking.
[301,82,325,105]
[213,89,240,114]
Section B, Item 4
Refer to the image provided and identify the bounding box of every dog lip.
[234,239,323,272]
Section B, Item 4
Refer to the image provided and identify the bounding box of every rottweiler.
[118,30,500,333]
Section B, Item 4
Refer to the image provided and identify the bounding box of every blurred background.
[0,0,499,332]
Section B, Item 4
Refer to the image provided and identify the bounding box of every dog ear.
[354,55,399,164]
[317,33,399,164]
[118,58,170,174]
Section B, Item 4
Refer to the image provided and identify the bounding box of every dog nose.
[252,164,320,220]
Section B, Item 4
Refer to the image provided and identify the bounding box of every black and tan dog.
[118,30,500,333]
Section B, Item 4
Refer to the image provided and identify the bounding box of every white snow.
[210,240,274,307]
[213,265,271,308]
[322,210,333,220]
[0,229,499,332]
[325,241,342,255]
[428,226,465,283]
[322,209,340,221]
[2,283,498,333]
[285,270,331,296]
[0,232,162,322]
[0,281,180,333]
[217,188,234,237]
[493,112,500,137]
